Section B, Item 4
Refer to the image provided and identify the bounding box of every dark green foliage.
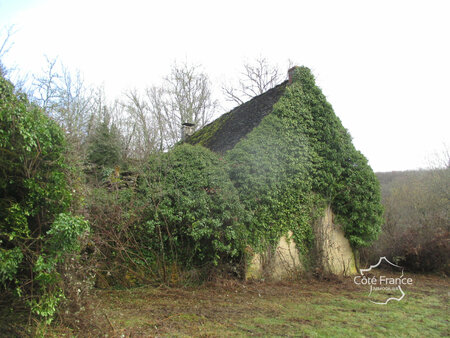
[226,113,318,255]
[332,151,384,247]
[0,73,89,321]
[281,68,383,247]
[87,145,249,286]
[140,144,248,274]
[87,117,121,168]
[226,67,383,251]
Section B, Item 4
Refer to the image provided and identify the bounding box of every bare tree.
[222,57,283,105]
[32,57,61,110]
[0,25,15,70]
[427,144,450,170]
[123,88,160,158]
[165,62,217,129]
[123,62,217,158]
[32,58,96,152]
[0,25,33,94]
[145,86,170,151]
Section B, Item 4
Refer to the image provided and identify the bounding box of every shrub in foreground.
[0,73,89,323]
[140,144,249,280]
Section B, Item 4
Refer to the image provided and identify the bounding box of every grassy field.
[3,273,448,337]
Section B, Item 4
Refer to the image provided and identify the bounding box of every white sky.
[1,0,449,172]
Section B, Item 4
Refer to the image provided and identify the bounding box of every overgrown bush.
[0,73,90,323]
[143,144,248,274]
[89,144,248,285]
[87,184,154,287]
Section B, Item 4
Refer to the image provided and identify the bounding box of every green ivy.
[226,66,383,256]
[226,113,319,256]
[0,246,23,285]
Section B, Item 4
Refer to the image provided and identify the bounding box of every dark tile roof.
[187,81,288,153]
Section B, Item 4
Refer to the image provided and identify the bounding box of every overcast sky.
[1,0,449,172]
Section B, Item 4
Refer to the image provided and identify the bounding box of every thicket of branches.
[362,159,449,273]
[222,57,285,105]
[29,58,218,163]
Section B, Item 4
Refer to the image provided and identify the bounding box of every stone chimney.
[181,122,195,141]
[288,66,299,84]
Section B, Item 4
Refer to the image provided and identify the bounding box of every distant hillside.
[376,170,429,195]
[364,168,449,272]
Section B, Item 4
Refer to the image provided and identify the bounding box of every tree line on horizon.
[361,167,449,273]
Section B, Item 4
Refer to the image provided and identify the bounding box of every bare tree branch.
[0,25,15,59]
[32,59,96,153]
[0,25,17,77]
[165,62,217,127]
[222,57,283,106]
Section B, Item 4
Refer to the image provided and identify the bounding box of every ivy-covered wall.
[223,67,383,260]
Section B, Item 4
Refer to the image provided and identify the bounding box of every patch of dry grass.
[3,273,448,337]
